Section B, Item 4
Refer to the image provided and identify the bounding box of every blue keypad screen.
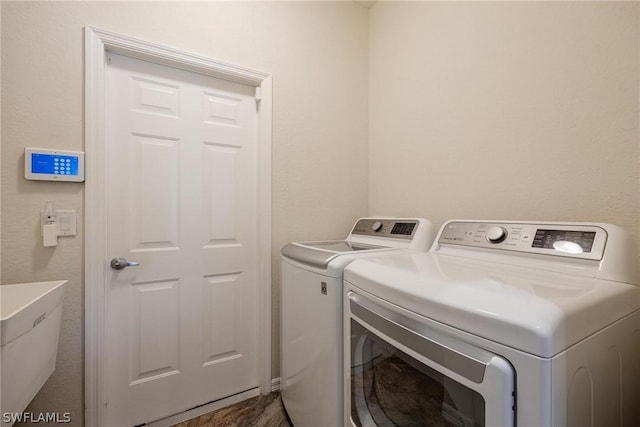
[32,153,79,176]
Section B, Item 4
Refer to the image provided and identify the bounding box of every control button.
[371,221,383,232]
[486,226,507,243]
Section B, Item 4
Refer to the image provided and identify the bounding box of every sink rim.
[1,280,68,323]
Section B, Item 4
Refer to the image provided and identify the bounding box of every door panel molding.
[84,27,272,426]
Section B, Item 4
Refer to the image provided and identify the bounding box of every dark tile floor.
[172,392,292,427]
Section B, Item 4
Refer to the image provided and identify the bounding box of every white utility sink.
[0,281,67,426]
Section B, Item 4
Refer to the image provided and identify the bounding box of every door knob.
[110,257,140,270]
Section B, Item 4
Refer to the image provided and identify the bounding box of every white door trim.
[84,27,272,426]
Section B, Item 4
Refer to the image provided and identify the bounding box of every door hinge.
[255,86,262,104]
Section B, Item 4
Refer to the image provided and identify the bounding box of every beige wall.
[1,1,369,424]
[369,2,640,248]
[3,0,640,424]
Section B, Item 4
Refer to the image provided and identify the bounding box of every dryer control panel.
[438,221,607,261]
[351,218,419,240]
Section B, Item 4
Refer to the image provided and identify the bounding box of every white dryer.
[281,217,436,427]
[344,220,640,427]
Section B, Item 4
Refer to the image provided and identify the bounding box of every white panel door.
[105,53,259,426]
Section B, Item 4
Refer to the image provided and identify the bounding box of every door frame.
[84,27,272,426]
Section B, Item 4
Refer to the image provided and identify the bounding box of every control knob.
[486,226,507,243]
[371,221,383,232]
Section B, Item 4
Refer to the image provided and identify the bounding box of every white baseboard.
[271,377,282,392]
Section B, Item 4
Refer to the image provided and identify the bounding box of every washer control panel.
[438,221,607,260]
[352,218,418,240]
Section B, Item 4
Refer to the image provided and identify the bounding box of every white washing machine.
[344,220,640,427]
[281,217,436,427]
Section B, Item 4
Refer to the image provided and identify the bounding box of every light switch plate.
[56,210,77,236]
[40,209,77,237]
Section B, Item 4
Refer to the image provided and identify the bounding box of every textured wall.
[369,2,639,250]
[4,0,639,425]
[1,1,369,424]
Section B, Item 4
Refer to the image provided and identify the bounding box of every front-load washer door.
[346,291,515,427]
